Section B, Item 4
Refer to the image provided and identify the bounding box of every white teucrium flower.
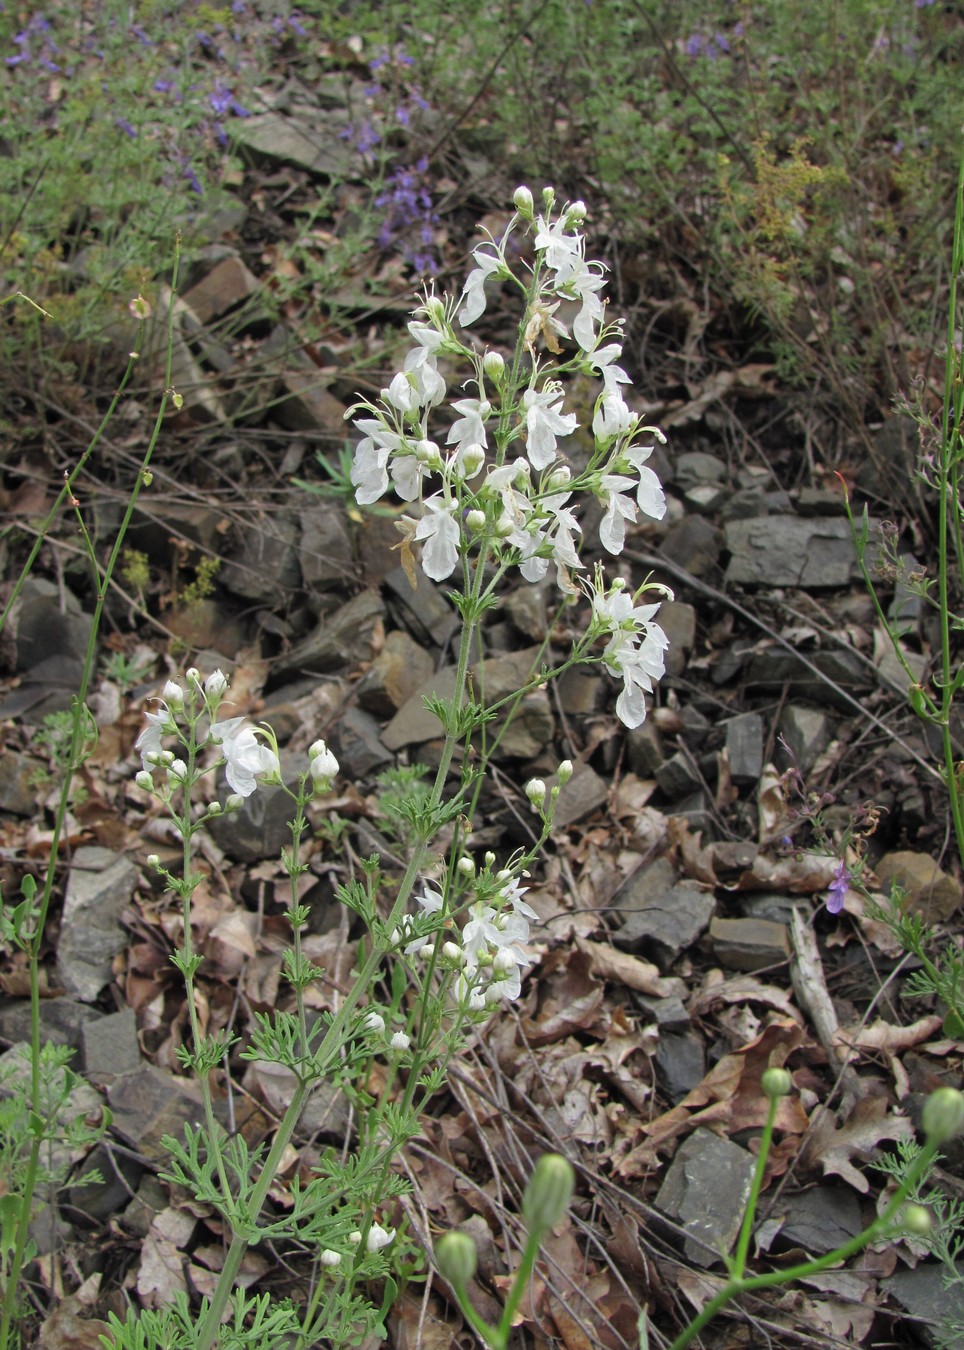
[309,740,338,786]
[210,717,280,798]
[523,385,578,470]
[366,1224,395,1252]
[413,495,461,580]
[459,245,503,325]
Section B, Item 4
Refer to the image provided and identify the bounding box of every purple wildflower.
[826,861,850,914]
[115,117,137,139]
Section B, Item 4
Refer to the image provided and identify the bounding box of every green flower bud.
[901,1205,932,1237]
[466,509,487,534]
[424,294,445,325]
[512,186,534,218]
[135,770,154,793]
[525,779,547,809]
[761,1067,792,1099]
[523,1154,575,1231]
[436,1231,477,1285]
[483,350,505,381]
[923,1087,964,1143]
[557,760,573,785]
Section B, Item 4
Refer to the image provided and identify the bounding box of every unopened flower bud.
[204,669,228,697]
[348,1230,362,1246]
[493,949,517,975]
[424,294,445,325]
[761,1067,792,1099]
[135,770,154,792]
[923,1087,964,1143]
[901,1205,932,1237]
[416,438,441,467]
[225,793,244,812]
[206,801,223,817]
[162,680,184,707]
[525,779,547,809]
[460,443,485,478]
[546,465,571,490]
[167,759,189,783]
[566,200,587,226]
[309,740,339,783]
[185,668,200,684]
[557,759,573,785]
[523,1154,575,1231]
[320,1249,342,1268]
[495,512,514,538]
[390,1031,411,1051]
[442,941,463,964]
[365,1012,386,1034]
[484,852,496,867]
[146,853,160,869]
[129,293,152,321]
[483,350,505,381]
[465,509,487,534]
[513,185,534,217]
[436,1231,477,1285]
[457,857,475,876]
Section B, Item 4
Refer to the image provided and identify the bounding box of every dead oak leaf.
[800,1097,913,1194]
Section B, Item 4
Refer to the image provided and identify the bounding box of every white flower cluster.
[134,668,338,801]
[347,187,669,728]
[394,856,538,1009]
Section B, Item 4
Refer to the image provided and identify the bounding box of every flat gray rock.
[613,857,715,962]
[57,848,138,1002]
[724,516,856,587]
[656,1128,757,1267]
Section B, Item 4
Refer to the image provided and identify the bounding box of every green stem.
[667,1139,939,1350]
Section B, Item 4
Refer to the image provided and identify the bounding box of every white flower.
[351,418,404,505]
[534,213,582,277]
[415,885,444,914]
[598,474,638,554]
[365,1012,386,1034]
[320,1249,341,1268]
[366,1223,395,1252]
[565,260,607,350]
[385,370,420,414]
[404,322,448,406]
[413,495,461,580]
[523,386,578,470]
[135,770,154,793]
[446,397,491,451]
[390,1031,411,1051]
[210,717,280,797]
[588,341,630,396]
[135,705,175,772]
[592,392,633,443]
[458,245,503,326]
[525,778,547,808]
[623,442,667,520]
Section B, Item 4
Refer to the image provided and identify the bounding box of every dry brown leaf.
[521,947,606,1045]
[833,1014,943,1056]
[689,971,801,1021]
[799,1097,913,1194]
[136,1207,195,1307]
[575,938,681,997]
[36,1295,111,1350]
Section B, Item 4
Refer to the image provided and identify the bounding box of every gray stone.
[661,516,723,578]
[383,565,458,648]
[67,1140,143,1225]
[725,712,764,785]
[273,589,385,678]
[739,893,808,925]
[613,857,715,962]
[506,579,553,640]
[655,1031,705,1103]
[656,1129,757,1267]
[683,484,727,514]
[107,1065,206,1162]
[180,255,259,325]
[298,503,356,592]
[675,451,727,486]
[0,750,41,815]
[221,515,301,604]
[655,750,702,798]
[659,601,697,679]
[380,667,459,751]
[549,762,609,828]
[633,994,691,1033]
[82,1009,141,1084]
[330,706,394,779]
[0,579,92,718]
[775,1185,862,1254]
[626,721,666,777]
[207,749,304,863]
[724,517,857,588]
[0,998,102,1067]
[357,630,436,717]
[777,704,831,774]
[556,667,607,716]
[58,848,138,1002]
[884,1261,964,1347]
[233,110,357,178]
[743,647,869,704]
[875,851,962,925]
[276,353,350,433]
[708,917,790,972]
[795,487,847,517]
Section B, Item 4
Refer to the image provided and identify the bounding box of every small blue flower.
[826,861,850,914]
